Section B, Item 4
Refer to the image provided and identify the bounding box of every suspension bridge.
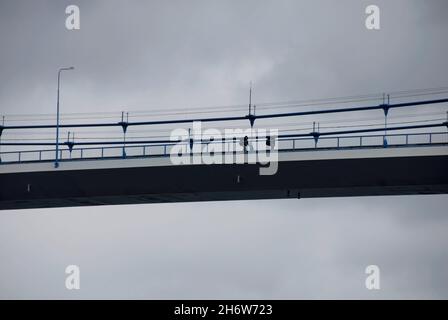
[0,89,447,210]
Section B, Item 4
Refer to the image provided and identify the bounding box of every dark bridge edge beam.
[1,185,447,211]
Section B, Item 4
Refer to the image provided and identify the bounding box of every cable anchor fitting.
[118,111,129,133]
[381,95,390,147]
[64,132,75,153]
[246,113,256,128]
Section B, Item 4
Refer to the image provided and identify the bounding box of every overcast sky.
[0,0,447,299]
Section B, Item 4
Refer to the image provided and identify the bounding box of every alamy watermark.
[65,5,80,30]
[365,265,380,290]
[169,122,279,175]
[365,5,380,30]
[65,265,80,290]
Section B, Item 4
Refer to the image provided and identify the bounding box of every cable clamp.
[246,114,256,128]
[118,121,128,133]
[64,141,75,153]
[380,103,390,117]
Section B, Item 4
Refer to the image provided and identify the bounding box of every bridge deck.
[1,144,447,210]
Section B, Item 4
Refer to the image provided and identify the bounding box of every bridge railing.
[1,131,447,164]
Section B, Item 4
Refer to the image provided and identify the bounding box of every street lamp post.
[55,67,74,168]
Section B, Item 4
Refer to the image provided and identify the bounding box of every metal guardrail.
[0,131,447,165]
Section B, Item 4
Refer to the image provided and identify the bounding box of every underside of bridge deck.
[1,154,447,210]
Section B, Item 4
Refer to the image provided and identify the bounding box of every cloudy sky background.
[0,0,447,299]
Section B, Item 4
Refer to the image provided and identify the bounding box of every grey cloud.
[0,0,447,299]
